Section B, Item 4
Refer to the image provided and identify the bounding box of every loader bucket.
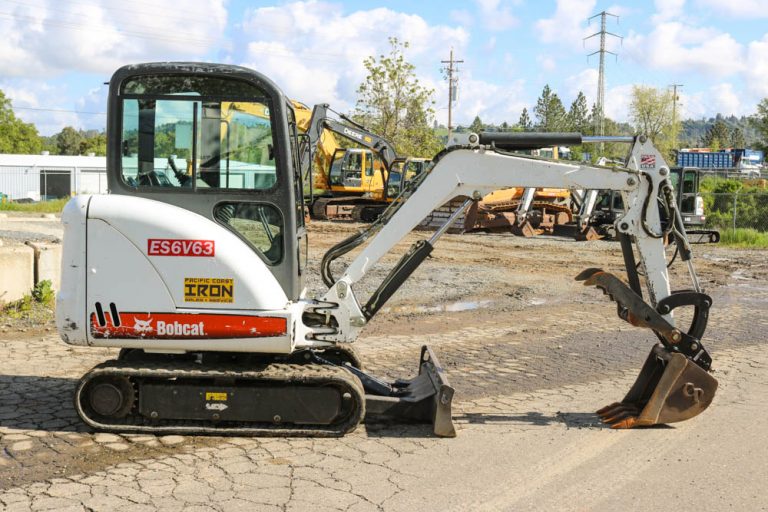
[598,344,718,428]
[364,345,456,437]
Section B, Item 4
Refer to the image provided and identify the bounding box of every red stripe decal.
[90,312,287,339]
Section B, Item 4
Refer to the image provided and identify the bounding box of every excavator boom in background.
[56,63,718,438]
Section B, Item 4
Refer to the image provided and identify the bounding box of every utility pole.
[670,83,683,147]
[441,49,464,141]
[585,11,622,152]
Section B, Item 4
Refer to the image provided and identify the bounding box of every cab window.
[120,76,277,191]
[214,203,283,264]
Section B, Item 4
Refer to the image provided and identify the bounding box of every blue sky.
[1,0,767,135]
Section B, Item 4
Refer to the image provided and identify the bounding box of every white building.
[0,153,107,201]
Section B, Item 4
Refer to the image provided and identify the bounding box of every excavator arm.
[310,133,717,432]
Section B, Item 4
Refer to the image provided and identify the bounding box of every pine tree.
[518,108,531,130]
[701,120,731,150]
[730,127,745,148]
[469,115,484,134]
[533,85,567,132]
[567,92,590,133]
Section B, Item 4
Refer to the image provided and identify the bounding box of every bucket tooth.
[599,344,718,428]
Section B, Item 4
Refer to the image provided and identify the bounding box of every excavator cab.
[106,63,308,300]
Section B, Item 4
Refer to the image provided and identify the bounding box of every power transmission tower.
[585,11,622,147]
[441,49,464,140]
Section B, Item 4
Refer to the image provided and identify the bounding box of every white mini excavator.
[56,63,717,437]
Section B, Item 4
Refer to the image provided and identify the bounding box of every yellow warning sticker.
[205,392,228,401]
[184,278,234,303]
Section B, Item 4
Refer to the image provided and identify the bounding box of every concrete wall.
[0,242,62,304]
[0,245,35,303]
[28,242,63,291]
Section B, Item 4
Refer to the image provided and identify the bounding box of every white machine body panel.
[57,194,296,354]
[56,196,90,345]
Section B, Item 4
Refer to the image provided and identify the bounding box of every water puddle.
[384,300,494,314]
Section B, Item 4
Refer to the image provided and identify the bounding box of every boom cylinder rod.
[582,136,635,144]
[429,198,474,244]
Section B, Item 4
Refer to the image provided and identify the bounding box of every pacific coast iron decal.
[90,311,287,339]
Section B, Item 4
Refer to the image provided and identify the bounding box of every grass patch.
[718,228,768,247]
[0,198,69,213]
[2,280,55,318]
[1,280,56,332]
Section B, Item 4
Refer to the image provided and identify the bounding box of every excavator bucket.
[575,226,602,241]
[512,220,538,237]
[364,345,456,437]
[598,344,718,428]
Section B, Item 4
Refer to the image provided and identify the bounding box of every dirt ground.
[0,218,766,511]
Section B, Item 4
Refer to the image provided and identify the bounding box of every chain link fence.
[700,191,768,232]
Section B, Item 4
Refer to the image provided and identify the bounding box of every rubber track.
[75,359,366,437]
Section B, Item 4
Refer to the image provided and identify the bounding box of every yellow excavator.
[296,103,428,222]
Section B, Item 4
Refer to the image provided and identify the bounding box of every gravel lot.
[1,218,766,511]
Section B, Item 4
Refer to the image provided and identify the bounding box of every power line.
[441,49,464,140]
[585,11,622,151]
[0,11,218,46]
[0,0,216,26]
[0,10,363,63]
[12,106,106,115]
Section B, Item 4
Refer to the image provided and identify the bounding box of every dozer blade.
[599,344,718,428]
[364,345,456,437]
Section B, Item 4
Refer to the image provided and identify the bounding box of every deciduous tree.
[353,37,442,157]
[629,85,677,161]
[0,89,42,154]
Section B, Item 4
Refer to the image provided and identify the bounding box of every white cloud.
[0,80,83,135]
[604,84,635,121]
[682,83,751,118]
[623,22,743,78]
[695,0,768,17]
[652,0,685,22]
[449,76,528,127]
[537,55,557,73]
[449,9,473,26]
[564,68,598,105]
[239,2,469,115]
[474,0,519,31]
[536,0,597,47]
[0,0,228,78]
[746,35,768,98]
